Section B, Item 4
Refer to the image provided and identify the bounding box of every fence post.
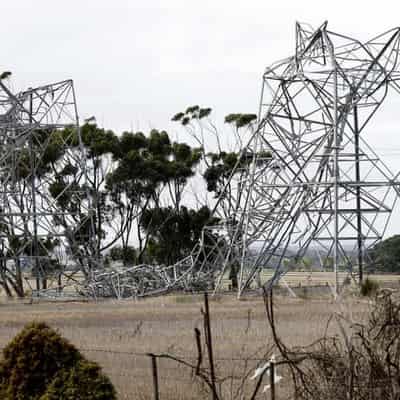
[204,292,218,400]
[148,353,160,400]
[270,361,275,400]
[194,327,202,375]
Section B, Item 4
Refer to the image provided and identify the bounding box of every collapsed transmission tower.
[86,22,400,299]
[6,22,400,300]
[204,22,400,297]
[0,77,95,295]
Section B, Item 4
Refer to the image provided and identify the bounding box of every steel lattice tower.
[205,22,400,297]
[0,78,96,295]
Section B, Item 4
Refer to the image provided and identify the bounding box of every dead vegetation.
[265,289,400,399]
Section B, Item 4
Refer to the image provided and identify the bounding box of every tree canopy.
[369,235,400,273]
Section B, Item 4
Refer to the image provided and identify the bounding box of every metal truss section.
[82,22,400,300]
[206,22,400,297]
[81,256,213,299]
[0,78,96,295]
[83,225,234,298]
[75,224,233,299]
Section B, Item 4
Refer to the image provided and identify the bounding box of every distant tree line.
[368,235,400,273]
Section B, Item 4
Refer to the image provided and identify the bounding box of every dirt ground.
[0,293,371,399]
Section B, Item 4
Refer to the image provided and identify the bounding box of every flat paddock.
[0,293,371,399]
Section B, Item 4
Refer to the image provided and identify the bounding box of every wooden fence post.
[148,353,160,400]
[270,361,275,400]
[204,292,218,400]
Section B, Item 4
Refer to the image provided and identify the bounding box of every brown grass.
[0,293,371,400]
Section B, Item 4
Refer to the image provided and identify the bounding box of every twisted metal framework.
[86,22,400,299]
[207,22,400,297]
[7,22,400,300]
[0,78,95,295]
[81,256,211,299]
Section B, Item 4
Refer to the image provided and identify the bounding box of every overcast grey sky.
[3,0,400,237]
[2,0,400,134]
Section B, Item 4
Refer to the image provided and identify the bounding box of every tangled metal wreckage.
[2,21,400,299]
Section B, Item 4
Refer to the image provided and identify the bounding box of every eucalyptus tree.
[44,125,116,271]
[140,205,217,266]
[106,129,203,264]
[172,107,271,288]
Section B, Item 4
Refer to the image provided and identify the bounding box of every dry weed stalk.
[265,289,400,400]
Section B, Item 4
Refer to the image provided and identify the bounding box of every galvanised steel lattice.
[8,22,400,299]
[0,78,96,295]
[205,22,400,297]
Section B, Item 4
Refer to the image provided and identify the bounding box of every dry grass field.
[18,271,400,298]
[0,292,372,400]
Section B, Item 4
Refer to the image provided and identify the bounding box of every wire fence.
[0,343,282,399]
[80,347,268,361]
[74,347,271,399]
[0,342,397,399]
[0,343,276,392]
[75,346,398,400]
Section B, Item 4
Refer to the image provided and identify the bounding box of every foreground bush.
[0,322,116,400]
[41,359,116,400]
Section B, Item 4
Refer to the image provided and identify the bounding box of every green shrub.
[0,322,116,400]
[360,277,379,297]
[41,360,116,400]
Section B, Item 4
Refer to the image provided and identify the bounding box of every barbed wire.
[84,348,270,361]
[108,370,196,383]
[0,345,268,362]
